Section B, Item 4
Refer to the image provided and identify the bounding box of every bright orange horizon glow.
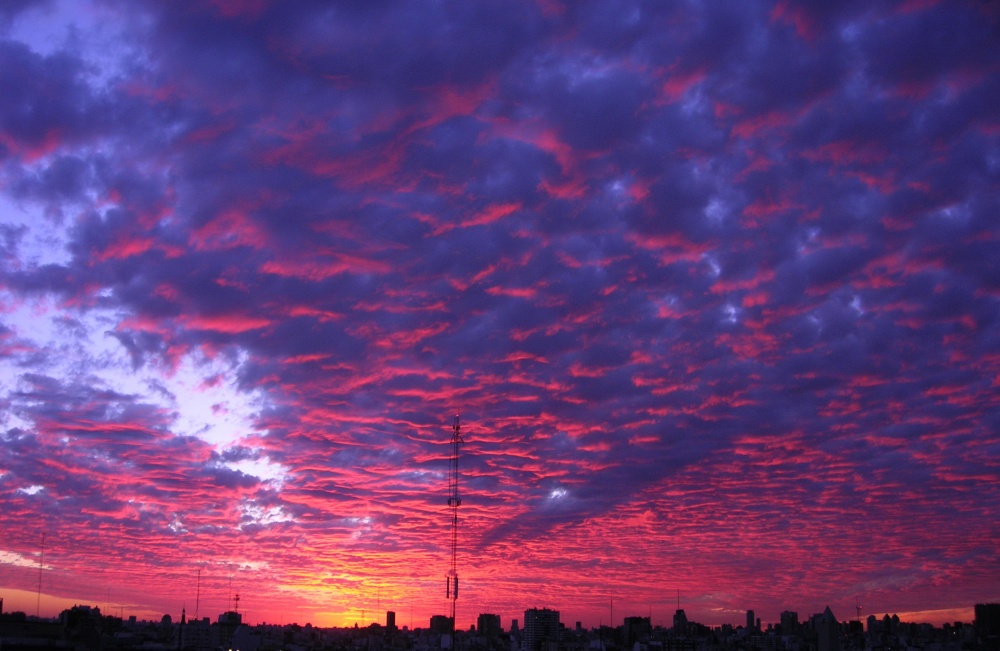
[0,585,980,631]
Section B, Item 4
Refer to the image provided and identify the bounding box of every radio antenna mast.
[446,415,463,635]
[36,532,45,618]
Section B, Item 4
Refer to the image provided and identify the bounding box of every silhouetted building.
[816,607,839,651]
[218,610,242,649]
[976,604,1000,650]
[431,615,453,635]
[781,611,799,636]
[624,616,651,647]
[478,613,501,639]
[673,609,689,637]
[748,611,756,634]
[0,611,63,649]
[523,608,560,651]
[880,613,900,636]
[61,605,105,649]
[387,611,397,632]
[184,616,216,649]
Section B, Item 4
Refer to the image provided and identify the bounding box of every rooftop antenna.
[855,598,862,623]
[36,532,45,618]
[446,414,463,635]
[195,568,201,620]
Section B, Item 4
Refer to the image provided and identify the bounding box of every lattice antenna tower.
[36,532,45,618]
[446,414,463,631]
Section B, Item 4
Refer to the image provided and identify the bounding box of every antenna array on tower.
[446,415,463,632]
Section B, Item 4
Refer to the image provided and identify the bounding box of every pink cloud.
[181,313,272,334]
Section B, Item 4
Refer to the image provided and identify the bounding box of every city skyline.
[1,0,998,632]
[0,580,984,632]
[2,591,990,635]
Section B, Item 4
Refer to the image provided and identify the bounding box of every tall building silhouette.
[780,611,799,635]
[478,613,501,639]
[816,607,840,651]
[975,604,1000,650]
[673,609,688,637]
[217,610,241,650]
[430,615,452,635]
[624,616,651,647]
[523,608,560,651]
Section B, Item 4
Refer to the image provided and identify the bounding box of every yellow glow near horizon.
[0,587,117,620]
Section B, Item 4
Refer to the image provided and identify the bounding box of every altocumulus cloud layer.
[0,0,998,629]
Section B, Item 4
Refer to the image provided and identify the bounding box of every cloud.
[0,0,997,631]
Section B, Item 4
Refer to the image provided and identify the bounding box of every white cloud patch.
[239,501,293,531]
[0,550,53,569]
[0,297,271,451]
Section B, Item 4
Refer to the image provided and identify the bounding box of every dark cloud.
[0,0,48,28]
[0,42,102,154]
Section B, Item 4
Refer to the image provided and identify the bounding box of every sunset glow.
[0,0,998,632]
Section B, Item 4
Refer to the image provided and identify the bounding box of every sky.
[0,0,998,632]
